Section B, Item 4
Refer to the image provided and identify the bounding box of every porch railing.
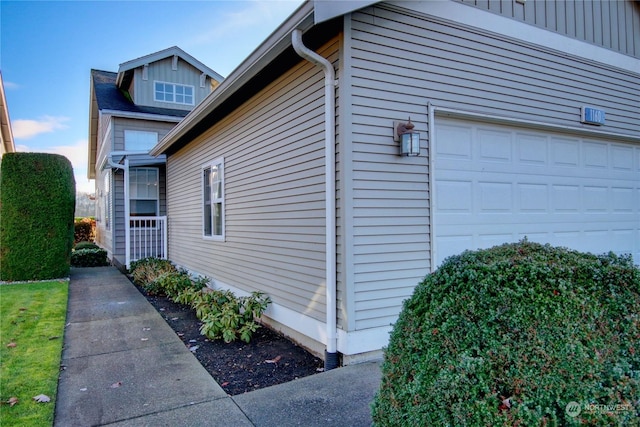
[126,216,167,267]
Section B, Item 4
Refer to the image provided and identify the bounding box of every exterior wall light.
[394,118,420,156]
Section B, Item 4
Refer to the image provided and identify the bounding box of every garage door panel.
[551,137,580,167]
[434,119,640,266]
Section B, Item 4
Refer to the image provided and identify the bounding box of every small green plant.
[197,290,271,343]
[70,248,109,267]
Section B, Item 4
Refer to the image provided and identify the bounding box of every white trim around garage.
[429,105,640,269]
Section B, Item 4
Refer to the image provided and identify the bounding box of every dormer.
[115,46,223,111]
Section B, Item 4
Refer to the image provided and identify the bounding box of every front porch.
[127,215,168,267]
[101,151,169,269]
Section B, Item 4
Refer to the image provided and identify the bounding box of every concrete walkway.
[55,267,382,426]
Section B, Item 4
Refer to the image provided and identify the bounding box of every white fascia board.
[393,0,639,75]
[151,2,315,156]
[314,0,379,24]
[117,46,224,84]
[101,109,184,123]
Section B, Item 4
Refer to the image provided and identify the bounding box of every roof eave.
[150,1,315,156]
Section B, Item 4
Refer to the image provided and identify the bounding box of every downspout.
[106,156,130,270]
[292,29,339,370]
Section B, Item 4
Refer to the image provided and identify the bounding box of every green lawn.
[0,281,68,427]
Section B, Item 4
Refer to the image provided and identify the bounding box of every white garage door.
[433,118,640,267]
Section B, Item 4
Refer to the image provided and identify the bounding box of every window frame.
[153,80,195,106]
[202,157,225,241]
[129,167,160,229]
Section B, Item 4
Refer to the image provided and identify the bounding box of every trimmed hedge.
[372,240,640,426]
[0,153,76,280]
[71,248,109,267]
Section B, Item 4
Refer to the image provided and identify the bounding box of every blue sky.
[1,0,304,192]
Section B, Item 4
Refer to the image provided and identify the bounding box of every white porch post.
[124,157,131,269]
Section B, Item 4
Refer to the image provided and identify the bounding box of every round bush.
[372,240,639,426]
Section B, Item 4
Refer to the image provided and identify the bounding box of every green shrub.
[372,240,640,426]
[74,241,99,250]
[129,257,177,290]
[71,248,109,267]
[196,289,271,343]
[129,257,270,343]
[0,153,76,281]
[152,270,208,301]
[74,218,95,243]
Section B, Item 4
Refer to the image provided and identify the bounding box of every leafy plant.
[197,290,271,343]
[152,270,208,301]
[372,240,640,426]
[129,257,177,290]
[129,257,269,343]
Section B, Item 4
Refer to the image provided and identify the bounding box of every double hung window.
[129,168,159,217]
[203,158,224,239]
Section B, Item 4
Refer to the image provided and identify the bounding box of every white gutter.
[291,28,339,370]
[101,109,184,123]
[105,155,130,269]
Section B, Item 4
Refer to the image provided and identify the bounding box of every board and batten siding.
[166,38,340,324]
[345,4,640,331]
[132,57,213,110]
[455,0,640,58]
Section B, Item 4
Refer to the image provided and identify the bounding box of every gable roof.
[91,69,190,118]
[115,46,224,89]
[151,1,343,156]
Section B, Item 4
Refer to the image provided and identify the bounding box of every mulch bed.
[132,282,324,395]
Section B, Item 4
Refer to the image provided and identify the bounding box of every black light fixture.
[394,118,420,156]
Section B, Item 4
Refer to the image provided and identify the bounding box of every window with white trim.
[124,130,158,151]
[129,168,159,217]
[154,81,194,105]
[202,158,224,239]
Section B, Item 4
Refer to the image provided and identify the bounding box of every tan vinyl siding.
[132,58,212,109]
[346,4,639,330]
[456,0,640,58]
[166,38,340,323]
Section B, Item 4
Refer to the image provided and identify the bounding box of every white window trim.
[202,157,225,241]
[153,80,195,106]
[129,167,160,227]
